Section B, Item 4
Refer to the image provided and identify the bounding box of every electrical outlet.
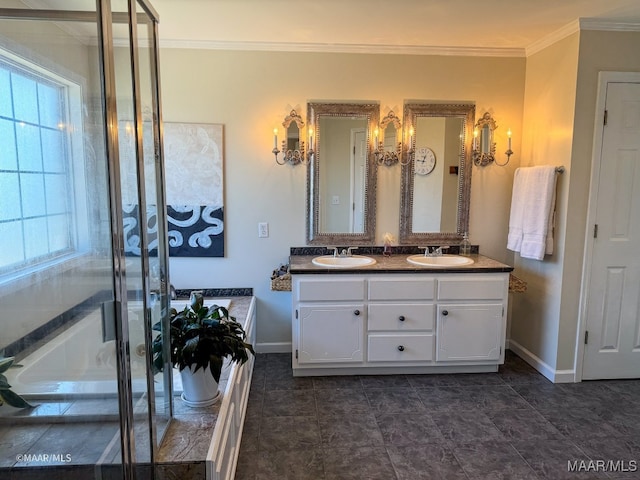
[258,222,269,238]
[332,195,340,205]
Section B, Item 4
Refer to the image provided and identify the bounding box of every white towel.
[507,166,558,261]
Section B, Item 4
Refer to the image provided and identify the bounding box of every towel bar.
[555,166,565,173]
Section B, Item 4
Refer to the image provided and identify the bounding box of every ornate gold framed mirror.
[306,102,379,245]
[400,103,475,245]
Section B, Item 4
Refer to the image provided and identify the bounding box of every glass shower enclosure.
[0,1,171,479]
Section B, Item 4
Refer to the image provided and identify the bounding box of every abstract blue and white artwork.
[167,204,224,256]
[121,122,225,257]
[123,204,224,257]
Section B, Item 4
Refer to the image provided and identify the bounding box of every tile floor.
[234,351,640,480]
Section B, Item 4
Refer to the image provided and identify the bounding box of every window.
[0,55,78,274]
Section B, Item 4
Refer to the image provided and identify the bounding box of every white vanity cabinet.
[295,277,365,364]
[367,277,436,363]
[435,276,507,362]
[298,304,364,363]
[292,272,509,376]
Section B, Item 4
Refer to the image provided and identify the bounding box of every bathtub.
[6,299,231,399]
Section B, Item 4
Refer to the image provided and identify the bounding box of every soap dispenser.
[459,232,471,256]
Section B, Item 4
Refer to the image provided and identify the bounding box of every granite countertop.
[157,296,254,467]
[289,253,513,274]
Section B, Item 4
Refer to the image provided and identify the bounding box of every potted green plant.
[151,291,254,407]
[0,356,32,409]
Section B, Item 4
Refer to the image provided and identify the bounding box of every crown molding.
[158,39,525,58]
[579,17,640,32]
[526,18,640,56]
[525,19,581,57]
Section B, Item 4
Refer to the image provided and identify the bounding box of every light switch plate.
[258,222,269,238]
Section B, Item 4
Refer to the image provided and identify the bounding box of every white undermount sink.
[406,254,475,267]
[312,255,377,268]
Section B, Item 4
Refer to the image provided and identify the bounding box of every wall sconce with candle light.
[472,111,513,167]
[403,126,415,165]
[273,109,307,165]
[373,110,405,166]
[306,126,314,163]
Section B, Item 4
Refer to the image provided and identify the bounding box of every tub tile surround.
[174,287,253,299]
[0,296,255,480]
[235,352,640,480]
[1,291,111,360]
[3,288,253,363]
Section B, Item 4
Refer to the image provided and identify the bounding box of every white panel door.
[583,81,640,379]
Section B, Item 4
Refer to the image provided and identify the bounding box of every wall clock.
[415,147,436,175]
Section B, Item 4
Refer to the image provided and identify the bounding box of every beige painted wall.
[442,117,463,231]
[160,49,526,346]
[413,117,445,232]
[512,29,640,376]
[557,30,640,370]
[510,32,580,372]
[319,117,364,233]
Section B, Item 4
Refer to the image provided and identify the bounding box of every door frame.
[349,127,366,233]
[575,71,640,382]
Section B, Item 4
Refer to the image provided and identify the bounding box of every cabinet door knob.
[354,309,360,316]
[442,310,449,316]
[398,315,405,322]
[397,345,405,352]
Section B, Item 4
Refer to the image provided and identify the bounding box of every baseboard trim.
[255,342,292,354]
[508,339,576,383]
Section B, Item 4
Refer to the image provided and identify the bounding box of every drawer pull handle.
[397,345,405,352]
[442,310,449,316]
[398,315,405,322]
[354,309,360,316]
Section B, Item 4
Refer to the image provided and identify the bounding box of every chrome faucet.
[328,246,358,257]
[419,246,448,257]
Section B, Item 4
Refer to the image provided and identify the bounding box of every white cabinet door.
[436,304,503,361]
[298,305,364,363]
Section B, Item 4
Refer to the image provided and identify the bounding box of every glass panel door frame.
[0,3,170,478]
[98,0,170,478]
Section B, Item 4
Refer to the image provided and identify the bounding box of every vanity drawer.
[368,303,434,331]
[297,278,366,301]
[368,334,434,362]
[368,277,435,301]
[437,276,507,301]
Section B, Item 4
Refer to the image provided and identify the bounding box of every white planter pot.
[179,365,221,407]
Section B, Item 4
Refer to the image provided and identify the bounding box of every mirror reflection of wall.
[383,123,396,152]
[287,122,299,151]
[481,124,491,152]
[318,116,367,233]
[412,117,462,232]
